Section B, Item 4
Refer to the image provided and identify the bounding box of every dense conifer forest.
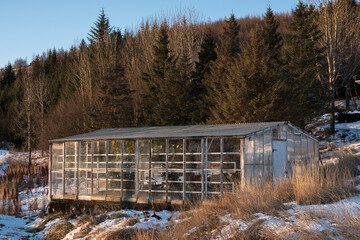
[1,1,360,151]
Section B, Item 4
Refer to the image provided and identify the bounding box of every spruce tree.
[283,2,325,126]
[192,28,217,123]
[0,64,16,118]
[205,14,240,123]
[216,14,240,58]
[152,51,195,125]
[88,8,111,44]
[209,7,285,123]
[141,23,171,125]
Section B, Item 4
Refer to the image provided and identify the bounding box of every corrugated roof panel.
[50,122,287,142]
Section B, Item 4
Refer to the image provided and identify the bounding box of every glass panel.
[138,140,150,200]
[123,140,136,200]
[168,139,183,201]
[64,142,77,195]
[79,142,91,196]
[223,138,240,192]
[108,140,122,197]
[92,141,106,197]
[51,143,63,196]
[245,136,254,165]
[264,131,272,166]
[254,134,263,165]
[301,136,308,164]
[287,128,295,165]
[273,126,286,140]
[184,139,202,201]
[294,132,302,164]
[207,170,221,194]
[151,139,166,202]
[207,138,221,170]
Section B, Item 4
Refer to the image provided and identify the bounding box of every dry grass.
[27,212,65,233]
[109,211,130,219]
[73,225,92,239]
[284,152,360,205]
[136,152,360,240]
[0,155,48,214]
[120,215,140,227]
[75,214,98,228]
[333,208,360,240]
[45,220,74,240]
[102,228,137,240]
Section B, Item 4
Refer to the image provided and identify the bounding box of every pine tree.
[141,23,171,125]
[88,8,111,44]
[283,2,325,126]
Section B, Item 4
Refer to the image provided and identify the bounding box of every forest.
[1,1,360,152]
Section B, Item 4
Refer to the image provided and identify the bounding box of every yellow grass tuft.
[45,220,74,240]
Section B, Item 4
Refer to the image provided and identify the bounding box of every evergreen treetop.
[88,8,111,44]
[216,14,240,58]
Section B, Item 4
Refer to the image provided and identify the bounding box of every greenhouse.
[49,122,319,205]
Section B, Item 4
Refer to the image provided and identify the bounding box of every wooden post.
[262,132,265,182]
[49,143,52,199]
[220,138,224,197]
[105,141,109,198]
[201,138,204,200]
[148,140,152,201]
[205,139,208,199]
[77,141,80,199]
[183,139,186,203]
[91,142,94,196]
[62,142,66,196]
[121,141,124,200]
[165,139,169,203]
[135,140,139,201]
[240,138,245,189]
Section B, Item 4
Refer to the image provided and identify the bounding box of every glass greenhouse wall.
[49,122,319,204]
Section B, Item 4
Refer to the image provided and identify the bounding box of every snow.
[0,150,9,176]
[0,214,42,240]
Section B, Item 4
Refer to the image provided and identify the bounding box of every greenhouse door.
[272,140,287,179]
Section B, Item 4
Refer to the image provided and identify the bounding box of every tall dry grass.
[135,152,360,239]
[0,155,48,215]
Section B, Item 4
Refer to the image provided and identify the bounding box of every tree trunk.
[345,78,351,110]
[27,105,31,169]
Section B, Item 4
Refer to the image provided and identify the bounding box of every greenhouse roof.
[50,122,292,142]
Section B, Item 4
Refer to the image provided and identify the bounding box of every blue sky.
[0,0,298,68]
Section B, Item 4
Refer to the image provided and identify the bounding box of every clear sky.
[0,0,298,68]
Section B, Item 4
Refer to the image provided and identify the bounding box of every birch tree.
[311,0,360,132]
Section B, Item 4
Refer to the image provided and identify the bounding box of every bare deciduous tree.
[311,0,360,133]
